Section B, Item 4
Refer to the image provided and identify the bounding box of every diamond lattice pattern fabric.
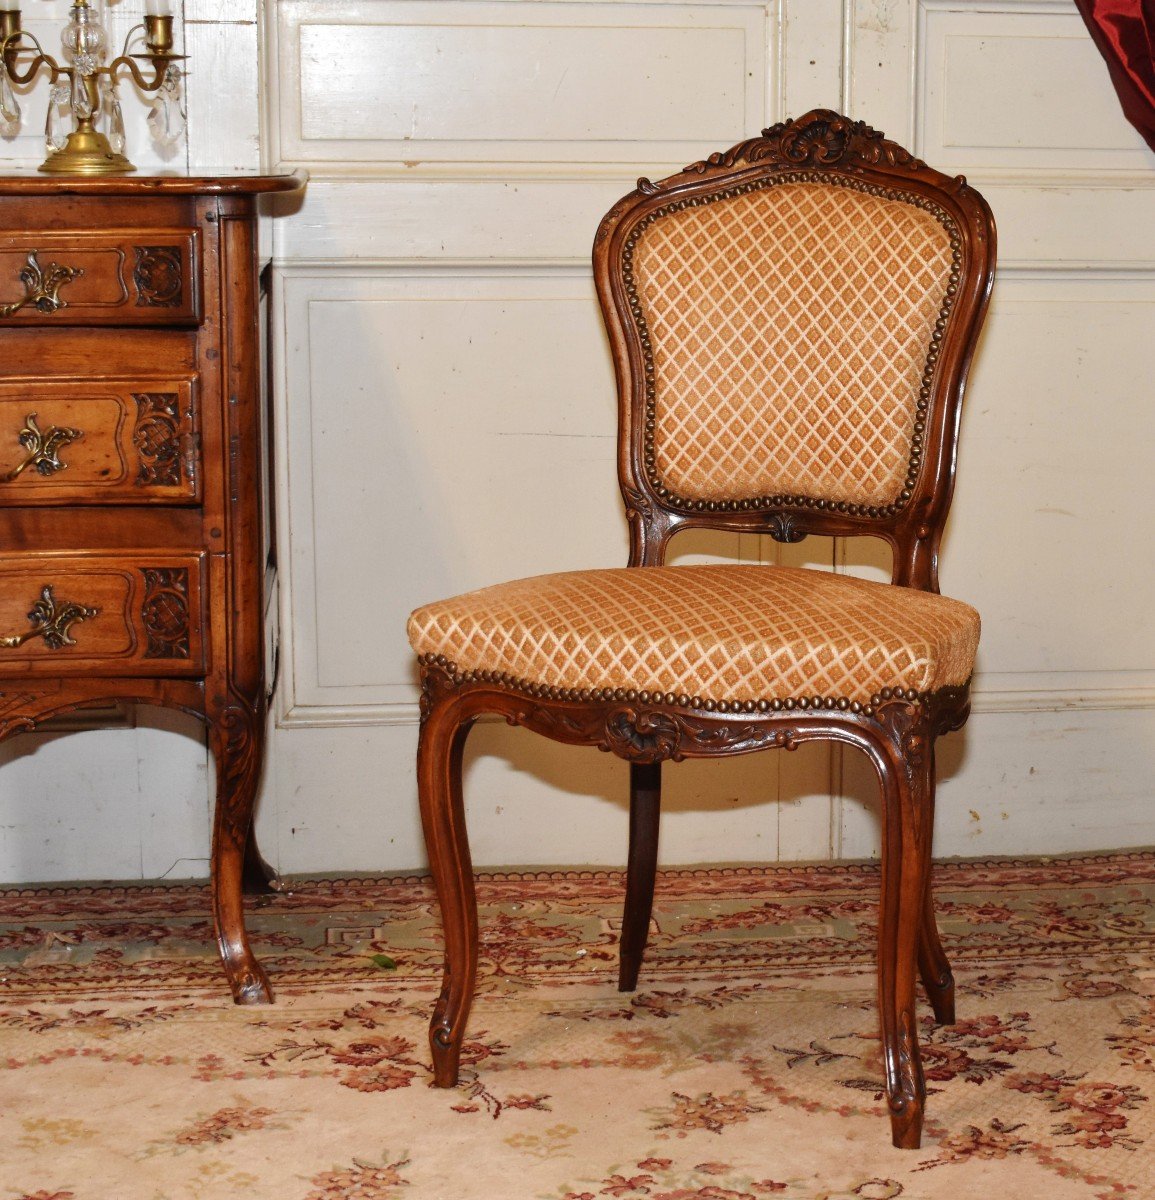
[408,565,979,706]
[633,181,955,507]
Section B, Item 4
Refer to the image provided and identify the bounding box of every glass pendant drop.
[148,65,185,149]
[70,69,91,120]
[44,82,70,153]
[105,79,125,153]
[0,71,20,138]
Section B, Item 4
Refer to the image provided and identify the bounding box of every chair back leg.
[918,869,956,1024]
[619,760,662,991]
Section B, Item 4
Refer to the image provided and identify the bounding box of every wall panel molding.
[270,0,772,176]
[849,0,1155,184]
[995,264,1155,281]
[915,0,1155,179]
[273,258,1155,279]
[272,263,622,726]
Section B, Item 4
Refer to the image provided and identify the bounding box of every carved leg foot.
[419,690,478,1087]
[619,761,661,992]
[209,700,273,1005]
[886,1009,926,1150]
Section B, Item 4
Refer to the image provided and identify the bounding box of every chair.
[407,109,996,1149]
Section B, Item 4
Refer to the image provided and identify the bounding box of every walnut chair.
[408,109,995,1149]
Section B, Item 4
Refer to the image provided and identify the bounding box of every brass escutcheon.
[0,251,83,318]
[1,413,82,482]
[0,585,98,650]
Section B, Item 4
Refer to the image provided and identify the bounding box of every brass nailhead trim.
[421,653,937,720]
[622,170,963,517]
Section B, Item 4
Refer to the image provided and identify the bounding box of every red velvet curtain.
[1075,0,1155,152]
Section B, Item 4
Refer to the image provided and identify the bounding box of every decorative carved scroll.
[599,706,801,762]
[133,245,183,308]
[133,392,182,487]
[680,109,923,179]
[419,660,807,765]
[620,484,654,522]
[0,689,51,740]
[141,567,190,659]
[766,512,806,544]
[929,685,971,738]
[501,692,812,764]
[887,1006,924,1120]
[214,698,262,849]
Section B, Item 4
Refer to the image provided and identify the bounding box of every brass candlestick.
[0,0,186,175]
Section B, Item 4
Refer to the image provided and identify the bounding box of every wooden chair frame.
[416,109,996,1149]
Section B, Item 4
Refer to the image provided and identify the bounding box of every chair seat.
[408,564,979,708]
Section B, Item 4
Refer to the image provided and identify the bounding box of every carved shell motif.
[679,109,922,179]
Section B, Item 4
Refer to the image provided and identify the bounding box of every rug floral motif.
[0,853,1153,1199]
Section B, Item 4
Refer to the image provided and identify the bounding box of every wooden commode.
[0,173,303,1004]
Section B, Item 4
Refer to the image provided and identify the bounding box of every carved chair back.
[593,111,996,588]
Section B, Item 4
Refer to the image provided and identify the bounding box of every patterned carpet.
[0,853,1153,1199]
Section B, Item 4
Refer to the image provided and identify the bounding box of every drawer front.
[0,230,201,326]
[0,554,206,676]
[0,379,200,505]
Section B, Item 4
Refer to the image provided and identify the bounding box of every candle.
[0,1,20,11]
[144,0,171,15]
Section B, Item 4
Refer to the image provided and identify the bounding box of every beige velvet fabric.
[632,181,954,507]
[408,565,979,706]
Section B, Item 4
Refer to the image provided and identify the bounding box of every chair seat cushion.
[409,565,978,708]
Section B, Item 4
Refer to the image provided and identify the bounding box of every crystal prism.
[105,81,125,154]
[45,83,70,153]
[147,66,185,149]
[70,70,91,120]
[0,72,20,139]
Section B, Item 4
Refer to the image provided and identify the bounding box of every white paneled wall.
[837,0,1155,858]
[1,0,1153,881]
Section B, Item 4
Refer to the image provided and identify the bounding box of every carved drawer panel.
[0,553,206,677]
[0,230,200,326]
[0,380,199,505]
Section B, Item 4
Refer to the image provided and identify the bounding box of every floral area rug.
[1,853,1153,1200]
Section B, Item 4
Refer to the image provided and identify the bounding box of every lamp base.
[38,128,135,176]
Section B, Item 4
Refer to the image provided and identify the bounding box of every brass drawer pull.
[1,413,82,482]
[0,584,98,650]
[0,251,84,319]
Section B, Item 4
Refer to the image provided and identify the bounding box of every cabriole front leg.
[418,691,478,1088]
[872,711,935,1149]
[208,696,272,1005]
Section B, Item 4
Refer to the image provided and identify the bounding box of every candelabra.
[0,0,185,175]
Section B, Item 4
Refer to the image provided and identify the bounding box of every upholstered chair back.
[594,112,994,581]
[632,180,954,508]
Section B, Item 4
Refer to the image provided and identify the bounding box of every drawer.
[0,553,206,676]
[0,379,200,505]
[0,230,201,326]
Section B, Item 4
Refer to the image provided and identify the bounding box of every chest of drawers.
[0,174,304,1004]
